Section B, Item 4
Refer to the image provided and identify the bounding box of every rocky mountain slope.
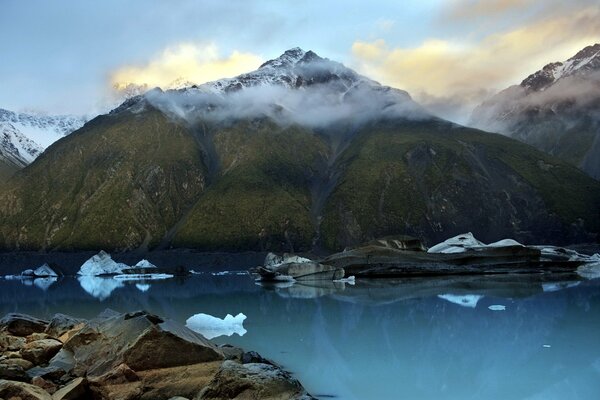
[470,44,600,179]
[0,109,86,180]
[1,49,599,252]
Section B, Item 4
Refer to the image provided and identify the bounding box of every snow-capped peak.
[521,43,600,91]
[0,108,87,169]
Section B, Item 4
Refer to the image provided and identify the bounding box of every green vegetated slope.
[0,160,18,183]
[173,119,328,251]
[0,109,599,252]
[0,108,207,250]
[320,119,600,249]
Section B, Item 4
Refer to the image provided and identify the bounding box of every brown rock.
[63,310,223,377]
[52,377,88,400]
[0,378,53,400]
[0,333,26,351]
[89,363,139,386]
[21,339,63,365]
[89,381,143,400]
[0,314,49,337]
[196,360,313,400]
[1,358,31,381]
[27,333,53,343]
[45,315,85,339]
[137,362,221,400]
[32,376,58,394]
[57,325,85,344]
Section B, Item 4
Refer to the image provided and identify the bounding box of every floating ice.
[438,294,484,308]
[488,305,506,311]
[543,344,551,348]
[134,259,157,268]
[265,252,313,268]
[576,262,600,280]
[78,276,124,300]
[33,263,59,277]
[541,282,581,292]
[78,251,129,276]
[186,312,247,339]
[334,276,356,285]
[428,232,523,254]
[113,273,174,281]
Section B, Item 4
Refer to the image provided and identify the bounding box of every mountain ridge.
[1,48,599,252]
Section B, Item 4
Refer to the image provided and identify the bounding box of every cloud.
[110,43,263,90]
[351,6,600,123]
[442,0,534,20]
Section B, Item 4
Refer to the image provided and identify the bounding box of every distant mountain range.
[470,44,600,179]
[0,108,86,179]
[1,48,598,252]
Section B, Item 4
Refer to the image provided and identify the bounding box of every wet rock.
[52,377,88,400]
[21,339,63,365]
[45,314,85,339]
[63,310,223,377]
[0,357,33,381]
[1,334,26,351]
[196,360,313,400]
[0,378,53,400]
[0,314,49,337]
[32,376,58,394]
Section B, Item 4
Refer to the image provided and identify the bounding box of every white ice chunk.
[133,259,157,268]
[488,304,506,311]
[78,251,129,276]
[33,263,59,277]
[113,273,173,281]
[186,312,247,339]
[78,276,124,300]
[438,294,484,308]
[428,232,523,254]
[334,276,356,285]
[577,262,600,280]
[541,281,581,292]
[264,252,313,268]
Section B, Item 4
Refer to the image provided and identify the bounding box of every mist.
[141,76,429,131]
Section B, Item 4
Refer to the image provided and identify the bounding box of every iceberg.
[78,251,129,276]
[186,312,247,340]
[438,294,484,308]
[134,259,157,268]
[78,276,124,300]
[32,263,59,277]
[576,262,600,280]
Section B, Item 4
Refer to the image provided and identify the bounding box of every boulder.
[196,360,313,400]
[21,339,63,365]
[137,362,221,400]
[27,349,75,381]
[0,333,26,351]
[27,333,53,342]
[62,310,223,377]
[52,377,88,400]
[0,379,53,400]
[32,376,58,394]
[88,363,139,386]
[0,314,49,337]
[45,314,85,339]
[0,357,33,381]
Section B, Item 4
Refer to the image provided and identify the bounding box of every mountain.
[470,44,600,179]
[0,108,86,180]
[0,48,599,252]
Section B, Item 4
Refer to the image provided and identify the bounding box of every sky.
[1,0,599,123]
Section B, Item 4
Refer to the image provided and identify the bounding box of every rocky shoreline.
[0,311,313,400]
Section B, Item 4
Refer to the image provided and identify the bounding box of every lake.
[1,270,599,399]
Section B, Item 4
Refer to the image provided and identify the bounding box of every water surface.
[1,271,599,399]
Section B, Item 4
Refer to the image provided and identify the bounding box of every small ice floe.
[438,294,484,308]
[334,276,356,285]
[543,344,551,348]
[542,281,581,292]
[31,264,59,277]
[78,251,129,276]
[190,270,202,275]
[185,312,247,339]
[488,305,506,311]
[135,283,151,292]
[113,273,174,281]
[78,276,124,300]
